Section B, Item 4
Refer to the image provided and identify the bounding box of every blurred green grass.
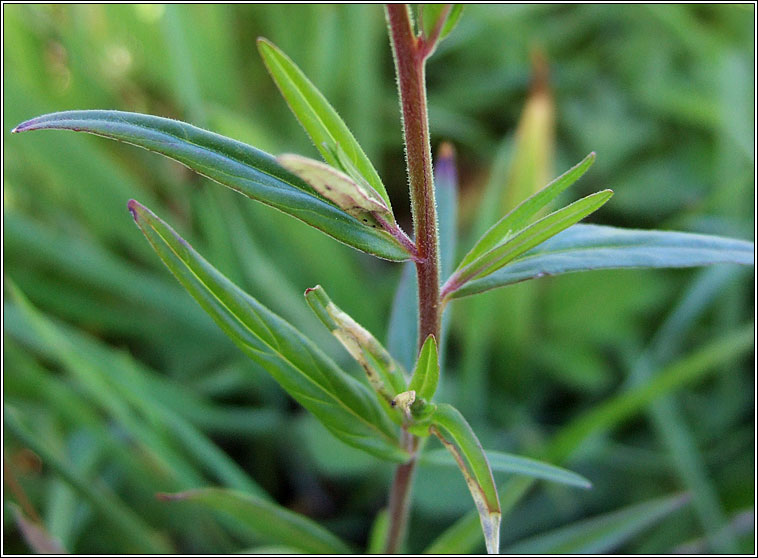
[3,4,754,554]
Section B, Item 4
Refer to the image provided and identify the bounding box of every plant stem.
[384,4,442,553]
[387,4,441,347]
[384,431,418,554]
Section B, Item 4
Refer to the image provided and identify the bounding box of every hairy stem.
[384,4,442,553]
[387,4,441,346]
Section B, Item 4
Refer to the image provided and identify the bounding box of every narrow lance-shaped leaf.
[448,189,613,292]
[430,404,501,554]
[408,334,439,401]
[12,110,410,262]
[419,5,464,43]
[420,448,592,489]
[158,488,352,554]
[454,224,755,298]
[278,154,390,228]
[439,5,464,39]
[457,152,596,270]
[127,200,407,462]
[305,285,408,401]
[257,38,393,211]
[503,493,690,554]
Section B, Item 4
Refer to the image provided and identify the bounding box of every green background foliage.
[3,4,754,553]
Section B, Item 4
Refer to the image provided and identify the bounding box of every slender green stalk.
[384,4,442,553]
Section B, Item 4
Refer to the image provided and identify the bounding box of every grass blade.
[455,224,755,298]
[128,200,406,462]
[503,493,690,554]
[12,110,409,261]
[158,488,352,554]
[424,323,753,554]
[4,408,172,554]
[386,262,419,372]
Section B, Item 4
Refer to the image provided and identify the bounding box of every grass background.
[3,4,754,553]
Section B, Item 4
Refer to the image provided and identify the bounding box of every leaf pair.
[445,151,754,299]
[445,152,612,296]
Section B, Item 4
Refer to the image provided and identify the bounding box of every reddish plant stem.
[387,4,441,348]
[384,4,442,554]
[384,431,418,554]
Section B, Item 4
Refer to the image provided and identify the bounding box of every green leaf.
[408,335,439,401]
[440,5,464,39]
[628,267,744,552]
[257,38,393,211]
[503,493,690,554]
[304,284,408,401]
[158,488,352,554]
[451,189,614,289]
[421,449,592,489]
[128,200,407,462]
[278,153,390,228]
[430,404,501,554]
[420,5,464,42]
[453,224,755,298]
[457,152,596,271]
[12,110,409,261]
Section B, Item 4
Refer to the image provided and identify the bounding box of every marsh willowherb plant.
[11,4,754,554]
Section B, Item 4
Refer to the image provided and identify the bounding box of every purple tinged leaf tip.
[11,120,31,134]
[127,199,141,222]
[12,115,51,133]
